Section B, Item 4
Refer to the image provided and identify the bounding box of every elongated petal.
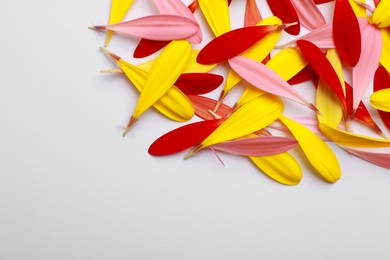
[222,16,282,100]
[313,0,334,4]
[174,73,224,95]
[297,40,347,116]
[189,94,284,154]
[353,23,382,111]
[370,89,390,112]
[267,0,300,35]
[101,48,194,122]
[288,64,318,85]
[372,0,390,28]
[374,66,390,131]
[133,39,170,58]
[280,116,341,183]
[137,50,217,73]
[148,119,224,156]
[319,122,390,147]
[349,0,367,18]
[245,0,263,27]
[341,146,390,169]
[333,0,362,67]
[229,56,316,111]
[290,0,326,30]
[380,28,390,72]
[187,95,232,120]
[198,0,231,37]
[197,25,278,65]
[250,152,302,186]
[131,40,192,126]
[105,0,135,46]
[212,136,298,156]
[355,101,385,136]
[92,15,199,41]
[154,0,202,44]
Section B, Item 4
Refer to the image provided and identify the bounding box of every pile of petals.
[90,0,390,185]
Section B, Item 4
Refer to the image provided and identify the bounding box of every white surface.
[1,0,390,259]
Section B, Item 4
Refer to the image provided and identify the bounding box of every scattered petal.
[373,66,390,131]
[372,0,390,28]
[188,95,232,120]
[244,0,263,27]
[174,73,224,95]
[197,0,231,36]
[267,0,300,35]
[290,0,326,30]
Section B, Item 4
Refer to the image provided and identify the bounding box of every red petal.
[197,25,277,64]
[148,119,223,156]
[333,0,361,67]
[133,39,170,58]
[267,0,300,35]
[188,0,199,12]
[288,64,319,85]
[374,0,381,6]
[175,73,224,95]
[187,95,232,120]
[374,66,390,131]
[313,0,334,4]
[297,40,347,114]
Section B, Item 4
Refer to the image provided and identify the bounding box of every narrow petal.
[244,0,263,27]
[197,0,231,37]
[229,56,316,111]
[133,39,170,59]
[105,0,135,46]
[250,152,302,186]
[187,95,232,120]
[372,0,390,28]
[370,89,390,112]
[333,0,362,67]
[280,116,341,183]
[212,136,298,156]
[352,23,382,111]
[290,0,326,30]
[267,0,300,35]
[197,25,279,65]
[148,119,224,156]
[174,73,224,95]
[288,64,318,85]
[92,15,199,41]
[380,28,390,72]
[373,66,390,131]
[341,146,390,169]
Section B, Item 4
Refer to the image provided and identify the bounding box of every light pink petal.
[290,0,326,30]
[352,23,382,112]
[228,56,315,110]
[211,136,298,156]
[154,0,202,43]
[341,146,390,169]
[95,15,199,41]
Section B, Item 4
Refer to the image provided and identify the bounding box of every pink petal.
[211,136,298,156]
[352,23,382,112]
[187,95,232,120]
[154,0,202,43]
[342,146,390,169]
[290,0,326,30]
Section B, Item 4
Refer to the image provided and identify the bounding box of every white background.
[1,0,390,259]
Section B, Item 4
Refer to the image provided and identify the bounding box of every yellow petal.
[222,16,282,100]
[137,50,216,73]
[133,40,192,119]
[370,88,390,112]
[372,0,390,28]
[105,0,135,46]
[199,94,284,149]
[316,49,344,127]
[279,116,341,183]
[380,28,390,72]
[349,0,367,18]
[250,152,302,186]
[198,0,231,36]
[237,47,307,106]
[319,122,390,147]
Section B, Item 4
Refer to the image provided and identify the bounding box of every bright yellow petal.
[372,0,390,28]
[133,40,192,119]
[349,0,367,18]
[380,28,390,72]
[250,152,302,186]
[279,116,341,183]
[237,47,307,106]
[370,88,390,112]
[222,16,282,100]
[316,49,344,127]
[200,94,284,148]
[198,0,231,36]
[105,0,135,46]
[137,50,216,73]
[319,122,390,147]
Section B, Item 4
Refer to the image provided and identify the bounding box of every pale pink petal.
[352,23,382,112]
[154,0,202,43]
[341,146,390,169]
[290,0,326,30]
[211,136,298,156]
